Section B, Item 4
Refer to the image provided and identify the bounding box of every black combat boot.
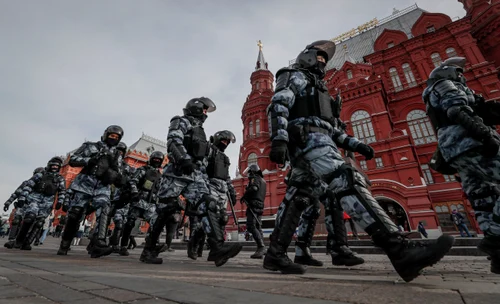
[140,234,163,264]
[140,213,166,264]
[293,213,322,266]
[263,200,306,274]
[206,238,242,267]
[187,233,198,260]
[89,206,114,258]
[478,234,500,274]
[197,233,206,257]
[330,245,364,266]
[250,237,266,259]
[5,216,21,249]
[14,215,35,249]
[58,207,83,255]
[204,205,242,266]
[370,225,454,282]
[328,207,364,266]
[109,225,123,254]
[119,246,129,256]
[21,219,43,251]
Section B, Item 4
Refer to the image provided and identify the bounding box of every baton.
[227,193,240,229]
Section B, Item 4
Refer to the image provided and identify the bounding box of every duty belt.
[306,125,329,135]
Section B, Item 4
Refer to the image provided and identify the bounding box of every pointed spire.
[255,40,268,70]
[343,44,355,64]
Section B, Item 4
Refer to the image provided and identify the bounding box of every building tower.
[238,40,275,174]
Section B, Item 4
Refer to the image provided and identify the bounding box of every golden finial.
[257,40,263,51]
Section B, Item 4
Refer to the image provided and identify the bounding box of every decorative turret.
[458,0,500,68]
[239,41,275,174]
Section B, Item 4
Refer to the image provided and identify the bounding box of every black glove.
[269,140,288,165]
[179,158,196,175]
[15,198,26,208]
[3,203,9,212]
[55,202,62,210]
[62,204,69,213]
[130,189,140,201]
[355,143,375,160]
[481,137,500,158]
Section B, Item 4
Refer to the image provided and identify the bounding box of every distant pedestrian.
[418,221,428,238]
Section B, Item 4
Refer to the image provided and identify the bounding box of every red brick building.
[230,2,500,238]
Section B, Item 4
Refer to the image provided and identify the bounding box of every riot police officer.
[120,151,164,257]
[143,97,242,266]
[108,142,135,254]
[188,130,237,260]
[241,164,267,259]
[423,57,500,274]
[265,40,454,282]
[57,125,125,258]
[3,167,45,249]
[14,157,66,250]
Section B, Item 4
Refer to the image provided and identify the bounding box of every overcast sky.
[0,0,466,216]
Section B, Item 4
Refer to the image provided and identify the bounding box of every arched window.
[346,69,353,79]
[351,110,376,144]
[431,52,442,68]
[247,153,258,167]
[402,63,417,87]
[249,121,253,136]
[389,67,403,92]
[255,119,260,134]
[446,47,457,58]
[406,110,436,145]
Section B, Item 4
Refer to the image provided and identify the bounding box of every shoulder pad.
[169,115,183,130]
[432,80,459,97]
[275,68,297,92]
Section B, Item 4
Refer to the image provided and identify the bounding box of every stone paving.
[0,237,499,303]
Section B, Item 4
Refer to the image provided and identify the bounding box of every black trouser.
[165,215,179,248]
[246,208,263,243]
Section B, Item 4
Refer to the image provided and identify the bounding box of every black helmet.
[210,130,236,152]
[149,151,165,168]
[427,57,467,86]
[295,40,336,78]
[101,125,124,147]
[183,97,216,122]
[47,156,63,173]
[243,163,263,177]
[116,142,127,155]
[33,167,45,175]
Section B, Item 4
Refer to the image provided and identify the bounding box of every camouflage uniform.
[423,58,500,273]
[265,40,454,282]
[57,138,124,257]
[15,169,66,249]
[3,181,28,247]
[119,164,160,255]
[188,140,237,259]
[108,163,135,253]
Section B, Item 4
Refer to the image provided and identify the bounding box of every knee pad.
[468,185,498,212]
[12,215,22,226]
[291,193,312,211]
[302,202,321,220]
[23,213,36,224]
[125,216,136,228]
[68,206,84,221]
[204,195,219,213]
[34,219,44,229]
[114,220,124,230]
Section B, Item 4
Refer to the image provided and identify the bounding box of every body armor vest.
[288,73,335,123]
[244,176,266,203]
[207,150,230,180]
[140,167,161,192]
[183,125,209,160]
[34,173,58,196]
[81,151,112,177]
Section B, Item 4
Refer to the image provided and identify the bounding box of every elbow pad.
[448,106,491,140]
[168,142,187,163]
